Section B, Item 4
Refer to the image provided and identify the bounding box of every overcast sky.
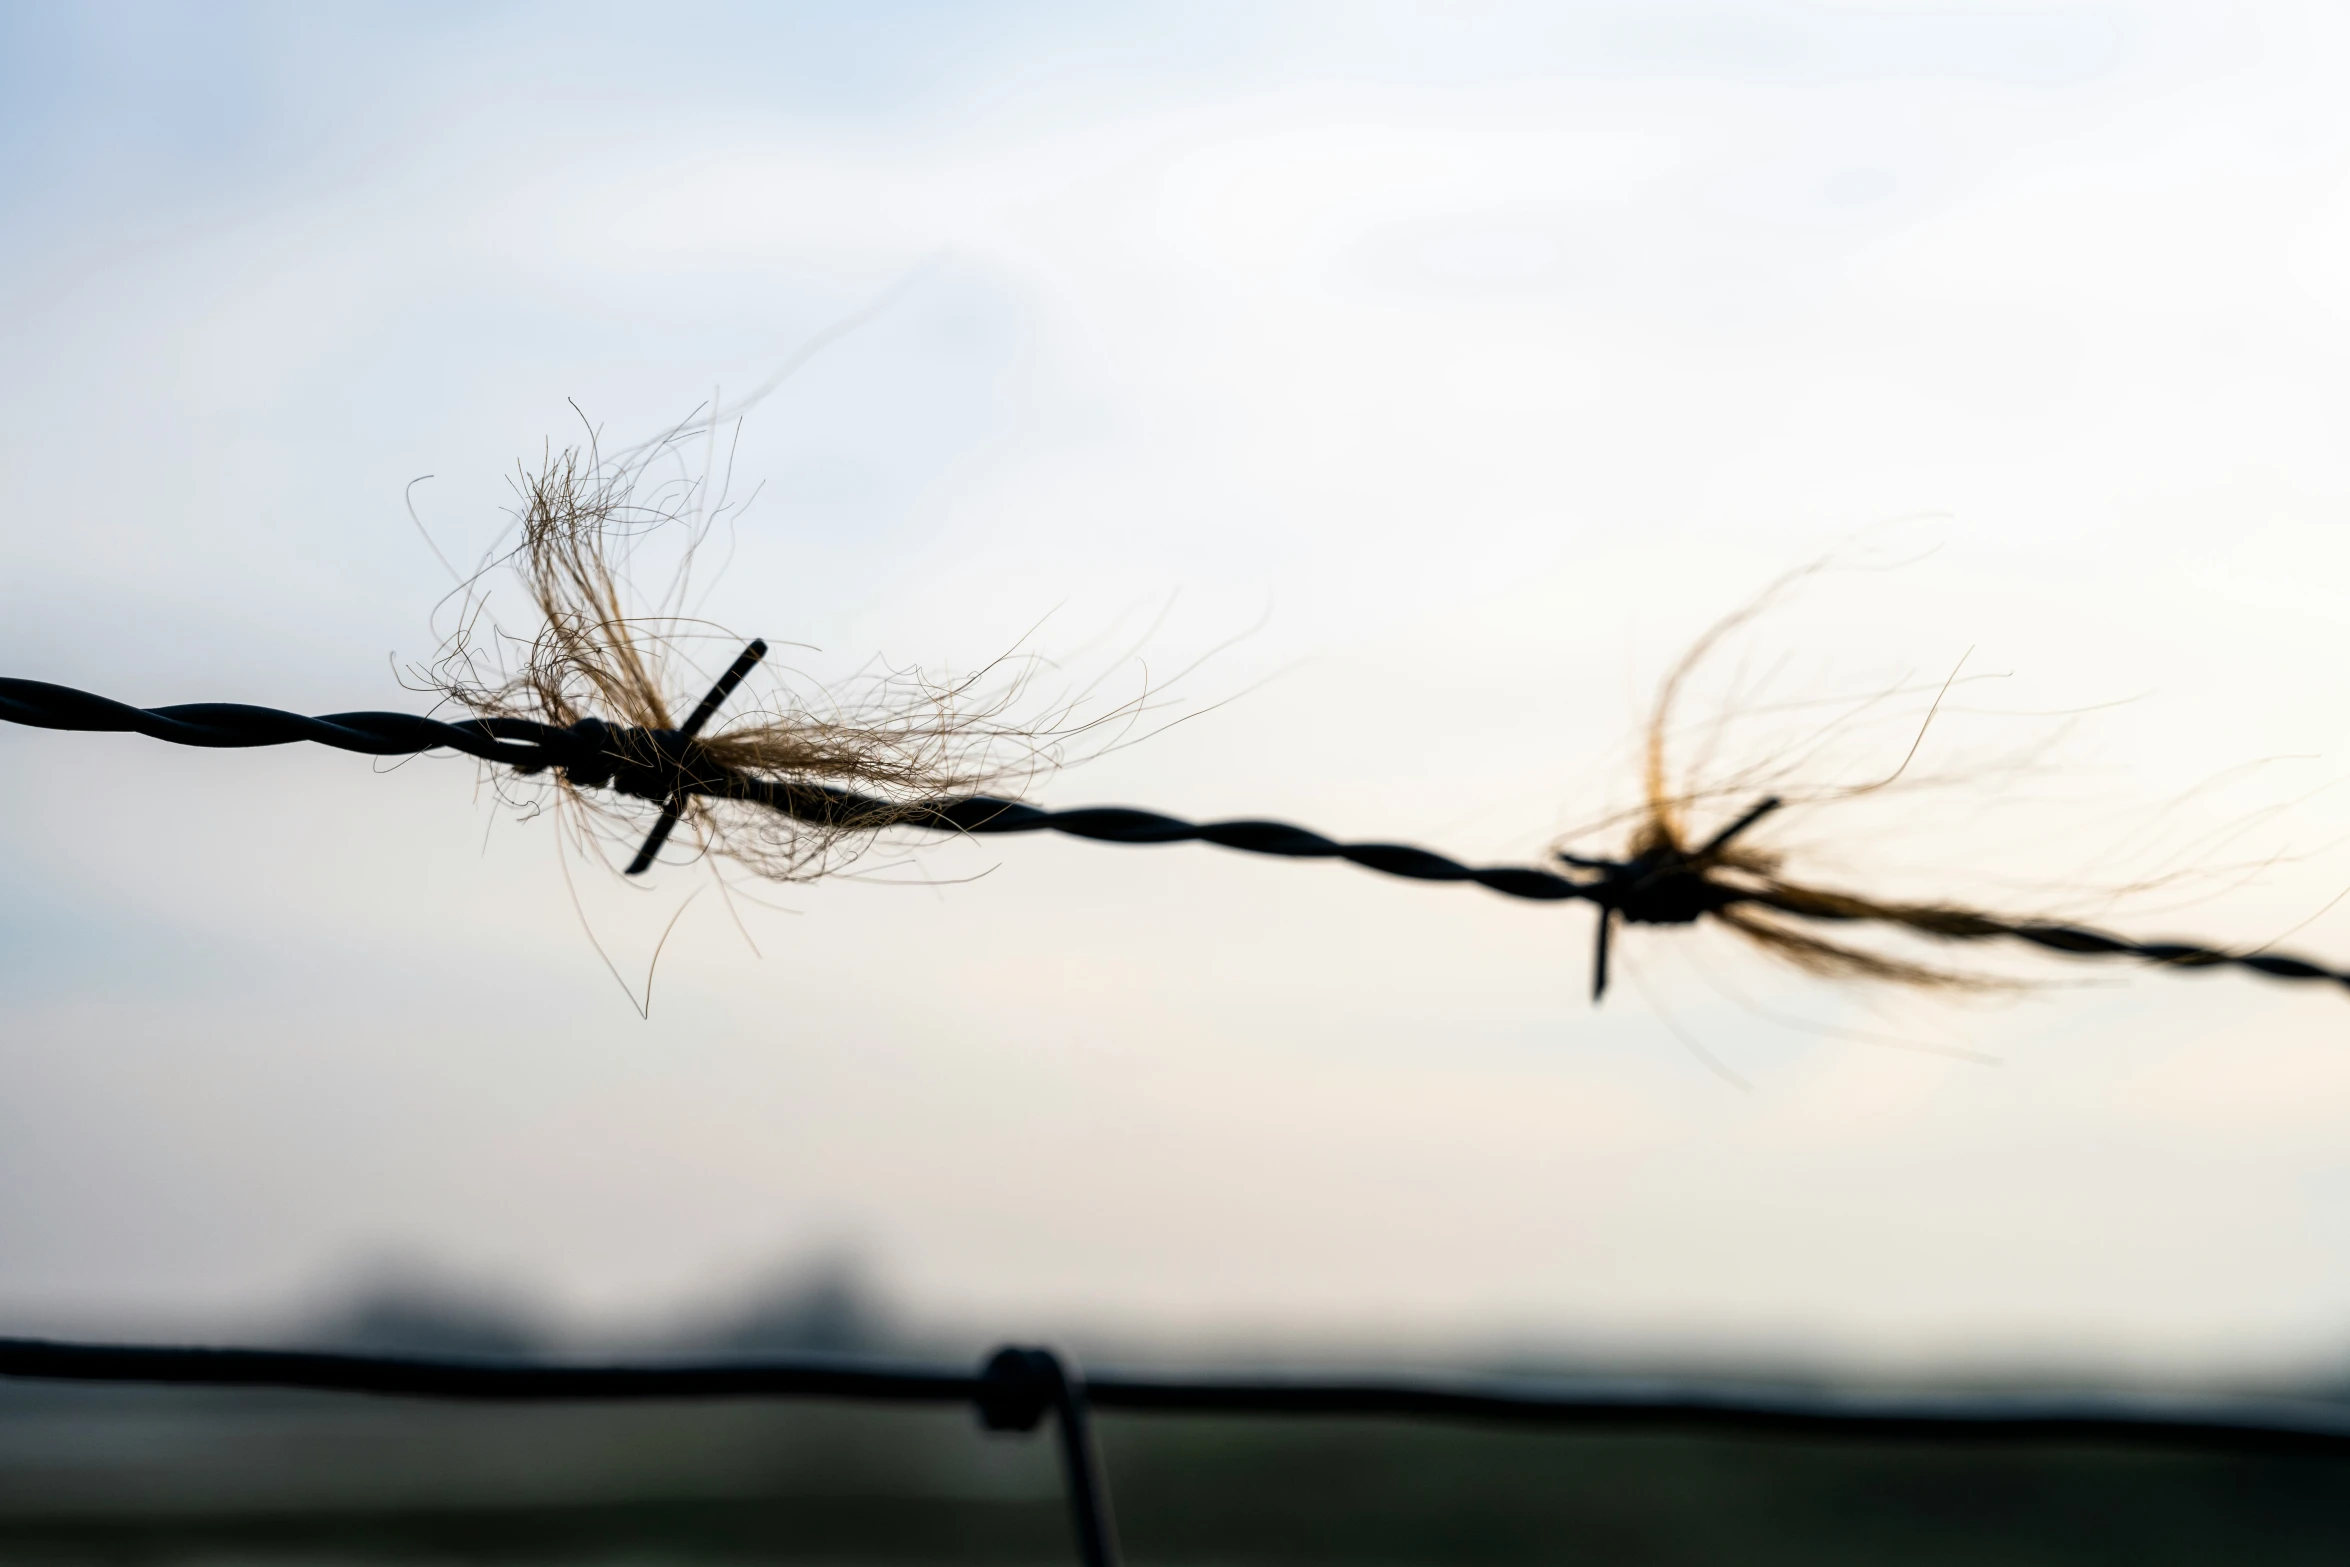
[7,0,2350,1379]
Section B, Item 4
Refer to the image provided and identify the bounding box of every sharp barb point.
[626,802,684,875]
[1592,908,1614,1004]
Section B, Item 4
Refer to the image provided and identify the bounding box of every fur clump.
[422,430,1082,882]
[1559,566,2192,994]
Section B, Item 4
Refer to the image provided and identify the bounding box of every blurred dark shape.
[300,1264,549,1358]
[685,1252,902,1357]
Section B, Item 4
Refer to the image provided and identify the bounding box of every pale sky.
[7,0,2350,1379]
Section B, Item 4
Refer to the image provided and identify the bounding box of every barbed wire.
[6,658,2349,999]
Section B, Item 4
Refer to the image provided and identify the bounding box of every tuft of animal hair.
[1635,575,2004,989]
[1561,563,2277,995]
[421,426,1094,883]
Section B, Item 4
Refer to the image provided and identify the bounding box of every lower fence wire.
[7,1336,2350,1564]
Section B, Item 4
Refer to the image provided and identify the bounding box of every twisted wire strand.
[1745,885,2350,989]
[0,677,563,766]
[0,677,1590,905]
[6,675,2347,995]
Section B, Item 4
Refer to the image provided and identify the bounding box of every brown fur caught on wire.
[421,432,1115,886]
[1550,570,2350,1002]
[414,444,2347,1005]
[425,436,2343,1003]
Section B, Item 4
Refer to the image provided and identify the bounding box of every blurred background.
[7,0,2350,1558]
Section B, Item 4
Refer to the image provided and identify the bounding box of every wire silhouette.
[6,641,2348,1002]
[4,1331,2349,1567]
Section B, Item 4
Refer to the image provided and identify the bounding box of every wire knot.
[1578,853,1742,926]
[556,719,730,806]
[528,640,771,875]
[1558,795,1782,1002]
[977,1345,1069,1433]
[1597,868,1727,926]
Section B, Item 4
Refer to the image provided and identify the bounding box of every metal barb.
[1578,797,1781,1002]
[1592,907,1615,1003]
[1695,795,1782,861]
[623,640,769,876]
